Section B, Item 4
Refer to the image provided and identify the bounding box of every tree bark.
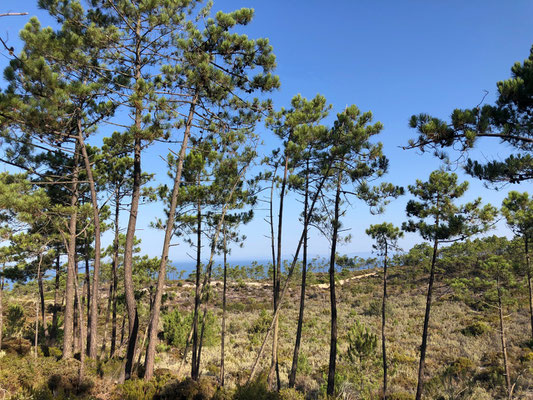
[78,125,102,359]
[220,224,228,386]
[63,143,80,360]
[382,243,389,399]
[110,194,120,358]
[497,272,512,399]
[122,17,143,380]
[37,253,48,342]
[269,155,289,391]
[289,161,309,388]
[52,250,61,341]
[34,252,44,358]
[0,265,3,350]
[326,171,342,397]
[191,193,203,380]
[525,238,533,341]
[144,93,197,380]
[415,209,440,400]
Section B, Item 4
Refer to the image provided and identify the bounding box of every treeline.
[0,1,531,399]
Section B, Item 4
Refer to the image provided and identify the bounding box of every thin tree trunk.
[220,224,228,386]
[192,195,203,380]
[84,243,91,356]
[122,16,143,381]
[289,161,309,388]
[269,165,278,272]
[382,244,389,399]
[78,126,102,359]
[63,143,80,360]
[101,281,113,357]
[248,168,331,384]
[34,252,44,358]
[74,268,86,385]
[415,210,440,400]
[525,238,533,341]
[144,93,198,380]
[326,171,342,397]
[37,255,48,340]
[0,265,3,350]
[52,250,61,340]
[497,272,512,399]
[110,195,120,358]
[270,156,289,391]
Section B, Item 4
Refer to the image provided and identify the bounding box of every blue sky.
[1,1,532,265]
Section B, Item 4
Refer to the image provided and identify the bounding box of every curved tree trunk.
[144,94,197,380]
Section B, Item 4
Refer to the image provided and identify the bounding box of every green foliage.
[234,372,277,400]
[5,303,25,338]
[162,309,218,350]
[346,320,378,365]
[461,321,491,337]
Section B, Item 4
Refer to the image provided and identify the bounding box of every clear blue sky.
[1,1,532,265]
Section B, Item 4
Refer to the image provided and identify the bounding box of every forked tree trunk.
[270,156,289,391]
[289,161,310,388]
[415,208,440,400]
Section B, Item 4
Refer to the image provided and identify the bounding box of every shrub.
[163,309,218,349]
[461,321,491,337]
[5,303,25,337]
[233,372,277,400]
[278,388,305,400]
[346,320,377,365]
[155,377,216,400]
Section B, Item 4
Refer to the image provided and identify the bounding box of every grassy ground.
[1,264,533,399]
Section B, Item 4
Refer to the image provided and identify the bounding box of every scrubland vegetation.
[1,1,532,399]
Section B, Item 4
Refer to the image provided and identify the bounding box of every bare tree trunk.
[497,272,512,399]
[269,156,289,391]
[122,17,143,381]
[525,238,533,341]
[37,254,48,341]
[34,252,44,358]
[415,208,440,400]
[191,195,203,380]
[100,281,113,357]
[144,94,197,380]
[110,195,120,358]
[248,168,331,384]
[63,143,80,360]
[326,171,342,397]
[0,265,3,350]
[74,269,86,385]
[382,244,389,399]
[220,224,228,386]
[289,162,309,388]
[84,244,91,355]
[52,251,61,341]
[78,127,102,359]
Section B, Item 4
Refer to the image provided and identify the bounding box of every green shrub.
[461,321,491,337]
[5,303,25,337]
[278,387,305,400]
[234,373,277,400]
[346,320,377,364]
[155,377,216,400]
[163,309,218,349]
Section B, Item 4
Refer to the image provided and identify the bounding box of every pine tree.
[403,170,496,400]
[501,191,533,340]
[366,222,403,399]
[407,45,533,185]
